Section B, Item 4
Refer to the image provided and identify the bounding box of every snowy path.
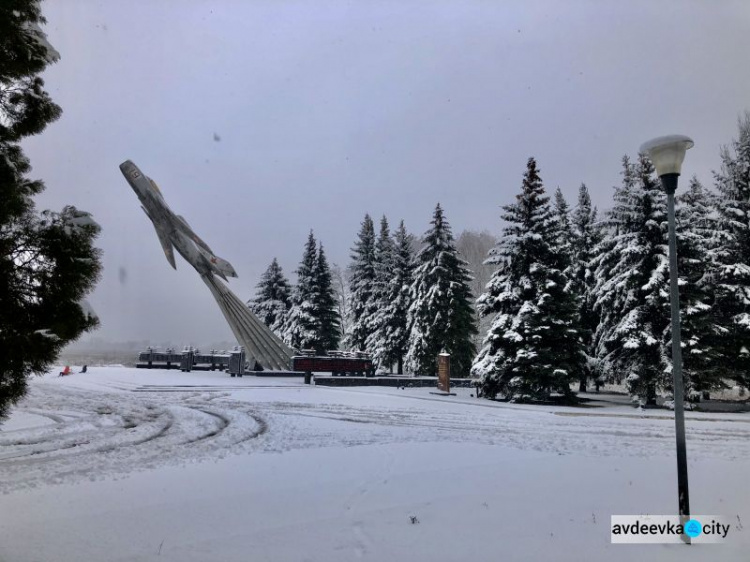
[0,368,748,561]
[3,374,749,492]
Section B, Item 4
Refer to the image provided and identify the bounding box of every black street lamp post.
[640,134,695,534]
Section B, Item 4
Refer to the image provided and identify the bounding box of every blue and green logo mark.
[684,519,702,538]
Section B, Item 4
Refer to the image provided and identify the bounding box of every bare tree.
[455,229,498,349]
[331,263,351,347]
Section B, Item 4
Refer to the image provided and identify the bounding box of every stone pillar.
[437,352,450,393]
[181,349,194,372]
[229,348,246,377]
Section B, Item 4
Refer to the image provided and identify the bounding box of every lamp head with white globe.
[640,135,694,192]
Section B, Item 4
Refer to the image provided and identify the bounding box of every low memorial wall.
[313,376,476,388]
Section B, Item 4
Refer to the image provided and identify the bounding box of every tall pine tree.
[347,214,376,351]
[675,176,725,395]
[312,243,341,353]
[472,158,584,401]
[282,232,319,351]
[365,216,397,370]
[1,1,102,419]
[248,258,291,337]
[592,155,671,404]
[553,187,575,265]
[406,204,476,376]
[374,220,414,374]
[570,183,603,391]
[710,113,750,390]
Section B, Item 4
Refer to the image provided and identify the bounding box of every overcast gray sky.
[24,0,750,346]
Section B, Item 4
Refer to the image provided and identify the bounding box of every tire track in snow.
[0,387,268,491]
[0,408,175,465]
[185,408,229,443]
[233,411,269,444]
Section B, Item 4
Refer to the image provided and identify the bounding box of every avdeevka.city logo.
[610,515,734,544]
[684,519,702,538]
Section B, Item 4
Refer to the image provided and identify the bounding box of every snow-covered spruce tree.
[282,232,318,351]
[406,204,477,376]
[346,214,376,351]
[674,176,725,395]
[710,113,750,390]
[377,220,414,374]
[472,158,585,402]
[592,155,671,404]
[570,183,603,391]
[248,258,291,337]
[553,187,575,264]
[312,243,341,353]
[365,216,396,371]
[1,1,102,420]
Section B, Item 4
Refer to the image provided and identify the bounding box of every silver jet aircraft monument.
[119,160,294,371]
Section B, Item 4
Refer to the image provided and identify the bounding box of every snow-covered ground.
[0,367,748,561]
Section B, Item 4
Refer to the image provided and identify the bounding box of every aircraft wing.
[175,215,214,254]
[154,223,177,269]
[143,206,177,269]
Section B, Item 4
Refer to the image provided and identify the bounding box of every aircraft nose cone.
[120,160,143,181]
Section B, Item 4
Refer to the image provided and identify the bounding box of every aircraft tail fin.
[195,245,237,280]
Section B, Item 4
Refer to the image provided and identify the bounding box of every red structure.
[292,354,374,377]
